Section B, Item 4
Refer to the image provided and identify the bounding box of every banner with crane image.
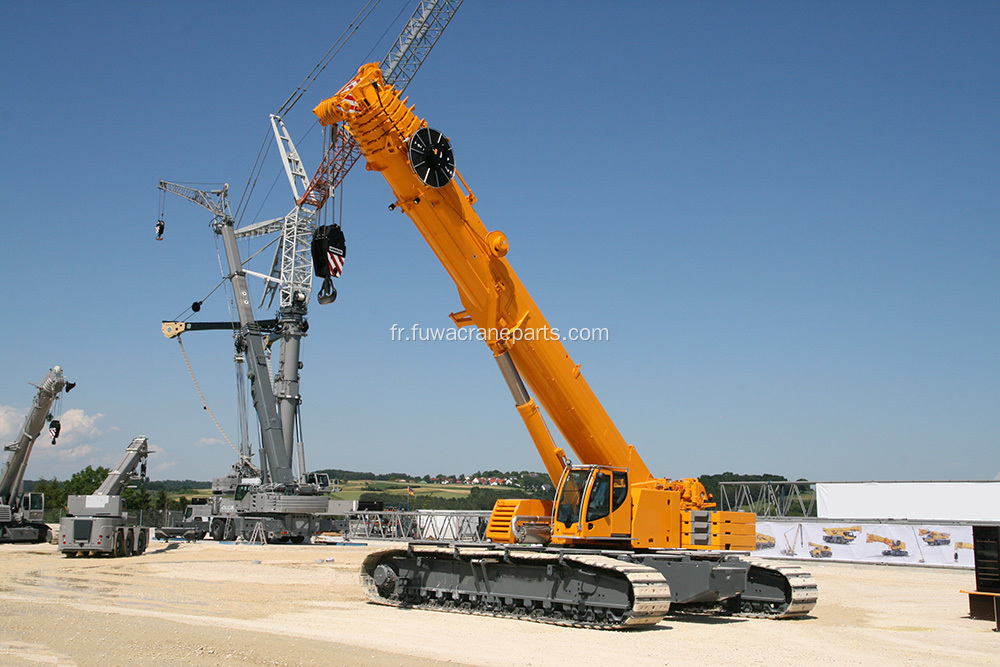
[753,520,974,567]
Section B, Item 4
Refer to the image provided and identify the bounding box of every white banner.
[816,482,1000,521]
[754,520,974,568]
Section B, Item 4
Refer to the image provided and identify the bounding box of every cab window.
[555,469,589,528]
[611,471,628,511]
[585,472,612,522]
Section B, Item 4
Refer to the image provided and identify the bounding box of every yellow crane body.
[822,525,862,544]
[808,542,833,558]
[314,63,751,552]
[315,63,813,627]
[919,529,952,546]
[867,532,909,556]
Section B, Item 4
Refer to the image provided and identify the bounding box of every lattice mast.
[157,181,295,486]
[297,0,464,211]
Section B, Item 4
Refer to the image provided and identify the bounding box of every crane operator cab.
[550,466,631,545]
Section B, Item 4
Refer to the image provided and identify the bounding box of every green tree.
[168,495,189,511]
[154,489,170,511]
[123,486,153,511]
[698,472,788,503]
[31,477,66,510]
[64,466,110,496]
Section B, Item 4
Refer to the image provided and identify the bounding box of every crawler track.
[732,557,817,618]
[360,545,817,629]
[361,546,671,629]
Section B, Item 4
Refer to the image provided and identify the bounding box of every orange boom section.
[314,63,653,479]
[315,64,752,549]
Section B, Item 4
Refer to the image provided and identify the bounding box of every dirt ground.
[0,536,996,667]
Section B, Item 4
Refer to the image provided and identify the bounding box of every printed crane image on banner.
[754,521,974,567]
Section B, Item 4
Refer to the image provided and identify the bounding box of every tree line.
[24,468,795,514]
[24,468,198,512]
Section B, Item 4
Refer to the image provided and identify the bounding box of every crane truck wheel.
[210,520,224,541]
[125,529,135,556]
[136,528,148,554]
[113,531,126,558]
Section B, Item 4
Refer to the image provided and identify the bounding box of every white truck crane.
[58,436,152,557]
[1,366,73,544]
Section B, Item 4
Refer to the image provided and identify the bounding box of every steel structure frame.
[298,0,464,212]
[718,481,817,518]
[346,509,490,542]
[380,0,464,91]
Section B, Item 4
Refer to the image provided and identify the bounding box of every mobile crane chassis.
[58,436,152,557]
[313,64,817,628]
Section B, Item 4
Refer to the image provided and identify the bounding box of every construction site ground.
[0,537,995,666]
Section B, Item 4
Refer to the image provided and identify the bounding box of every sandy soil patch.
[1,539,996,666]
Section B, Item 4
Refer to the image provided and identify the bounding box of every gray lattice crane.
[296,0,464,221]
[153,1,462,542]
[157,181,296,487]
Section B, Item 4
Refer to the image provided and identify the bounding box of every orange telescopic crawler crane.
[919,529,951,546]
[313,63,817,628]
[867,533,909,557]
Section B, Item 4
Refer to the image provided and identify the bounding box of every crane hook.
[156,188,166,240]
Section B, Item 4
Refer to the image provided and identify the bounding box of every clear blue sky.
[1,1,997,484]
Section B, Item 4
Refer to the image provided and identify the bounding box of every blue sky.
[1,1,997,485]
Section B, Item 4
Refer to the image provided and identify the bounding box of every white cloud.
[152,460,178,474]
[994,471,1000,481]
[0,405,25,440]
[56,409,105,443]
[195,437,224,449]
[55,444,95,461]
[0,406,106,451]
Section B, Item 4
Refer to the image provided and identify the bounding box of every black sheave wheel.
[408,127,455,188]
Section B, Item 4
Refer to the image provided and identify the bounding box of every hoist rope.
[234,126,274,226]
[276,0,383,116]
[175,336,243,461]
[235,356,252,462]
[173,275,230,323]
[238,0,389,218]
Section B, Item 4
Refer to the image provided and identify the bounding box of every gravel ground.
[0,538,996,666]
